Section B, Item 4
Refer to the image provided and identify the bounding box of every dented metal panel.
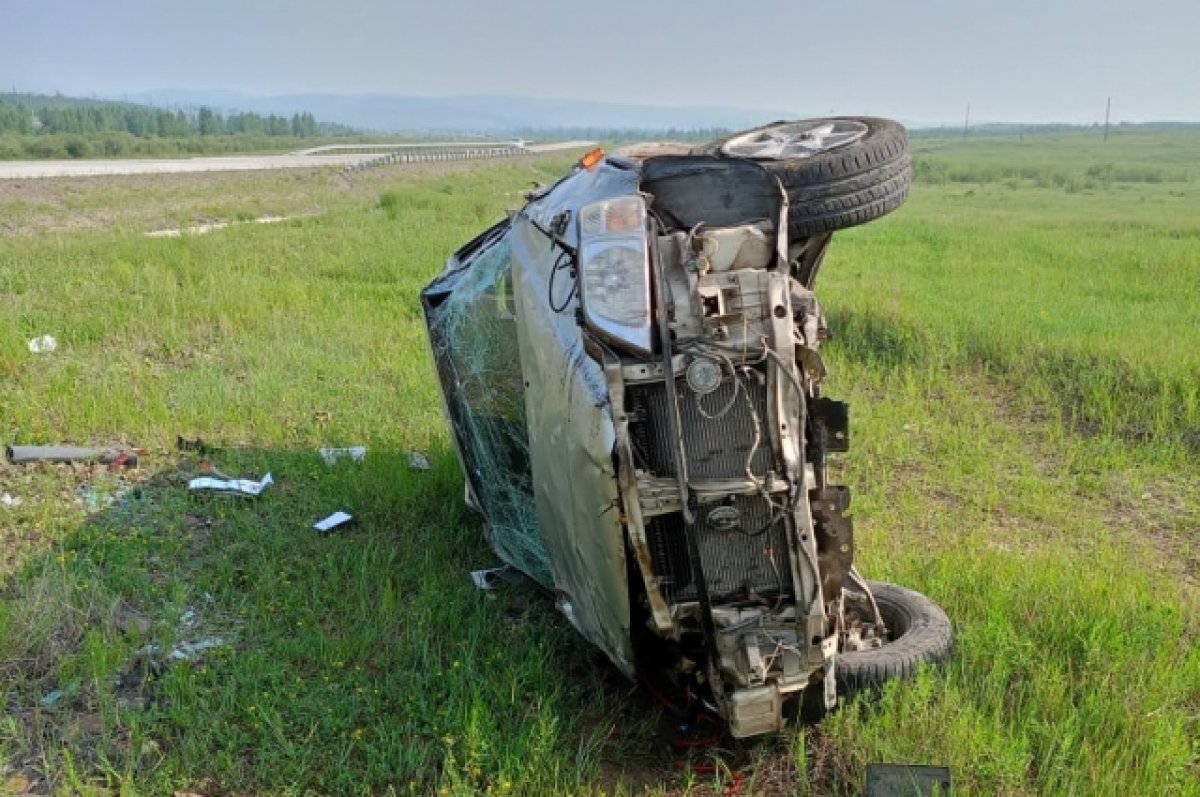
[508,165,639,673]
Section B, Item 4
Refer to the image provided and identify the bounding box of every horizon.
[4,0,1198,127]
[5,87,1198,133]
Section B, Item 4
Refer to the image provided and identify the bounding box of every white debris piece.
[408,451,431,471]
[28,335,57,353]
[1,493,21,508]
[169,637,227,662]
[471,566,520,590]
[138,637,229,663]
[188,472,274,497]
[319,446,367,465]
[314,511,353,533]
[39,689,65,708]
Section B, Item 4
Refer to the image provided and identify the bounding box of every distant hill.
[125,90,802,136]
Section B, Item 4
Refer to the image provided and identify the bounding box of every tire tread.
[836,581,954,696]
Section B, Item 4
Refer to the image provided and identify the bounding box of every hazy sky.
[3,0,1197,123]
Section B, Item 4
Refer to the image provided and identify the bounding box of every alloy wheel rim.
[721,119,869,160]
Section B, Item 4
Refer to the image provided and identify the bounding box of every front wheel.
[837,581,953,696]
[694,117,912,236]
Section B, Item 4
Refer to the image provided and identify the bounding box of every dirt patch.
[4,706,135,795]
[973,374,1200,588]
[1101,474,1199,588]
[144,214,304,237]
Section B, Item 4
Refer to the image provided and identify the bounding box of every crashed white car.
[423,118,952,737]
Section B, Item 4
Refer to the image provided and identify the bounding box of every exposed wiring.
[682,223,705,271]
[739,385,770,502]
[730,507,784,540]
[677,338,791,535]
[847,565,888,636]
[547,248,578,313]
[763,538,786,603]
[639,678,745,796]
[761,343,808,405]
[678,341,766,423]
[522,210,578,258]
[693,353,742,420]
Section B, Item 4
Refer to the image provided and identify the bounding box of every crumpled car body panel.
[510,207,634,673]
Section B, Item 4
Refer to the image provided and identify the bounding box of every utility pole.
[1104,96,1112,142]
[963,103,971,137]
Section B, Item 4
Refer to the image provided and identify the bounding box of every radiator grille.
[631,376,792,603]
[646,495,792,603]
[630,376,774,481]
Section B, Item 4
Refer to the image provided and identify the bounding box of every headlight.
[577,195,652,354]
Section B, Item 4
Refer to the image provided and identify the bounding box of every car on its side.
[422,118,953,737]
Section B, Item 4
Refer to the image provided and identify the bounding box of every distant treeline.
[0,92,360,159]
[0,92,355,137]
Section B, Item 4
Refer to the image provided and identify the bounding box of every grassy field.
[1,131,1197,796]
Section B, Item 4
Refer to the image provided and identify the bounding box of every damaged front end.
[578,155,858,735]
[423,126,947,738]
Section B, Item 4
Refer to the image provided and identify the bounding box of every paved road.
[525,140,598,153]
[0,141,597,180]
[0,153,379,179]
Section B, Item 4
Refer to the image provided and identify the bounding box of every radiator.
[631,376,792,603]
[631,375,773,481]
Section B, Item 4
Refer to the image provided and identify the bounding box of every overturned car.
[422,118,952,737]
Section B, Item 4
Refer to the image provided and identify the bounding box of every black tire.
[694,117,912,236]
[837,581,953,696]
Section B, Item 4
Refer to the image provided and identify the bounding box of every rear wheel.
[694,117,912,236]
[837,581,953,695]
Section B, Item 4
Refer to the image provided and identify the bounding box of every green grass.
[1,134,1198,796]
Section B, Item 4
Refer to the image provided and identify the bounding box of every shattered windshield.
[422,225,553,587]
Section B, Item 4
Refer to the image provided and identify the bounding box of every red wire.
[640,677,681,714]
[642,680,745,795]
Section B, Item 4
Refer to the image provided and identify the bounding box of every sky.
[2,0,1198,124]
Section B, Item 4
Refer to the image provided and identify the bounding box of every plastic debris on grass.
[1,493,21,508]
[27,334,57,353]
[129,601,234,675]
[865,763,953,796]
[407,451,431,471]
[167,637,228,662]
[188,472,274,497]
[313,510,353,534]
[470,565,521,591]
[136,637,229,667]
[80,485,131,513]
[319,446,366,465]
[37,681,80,710]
